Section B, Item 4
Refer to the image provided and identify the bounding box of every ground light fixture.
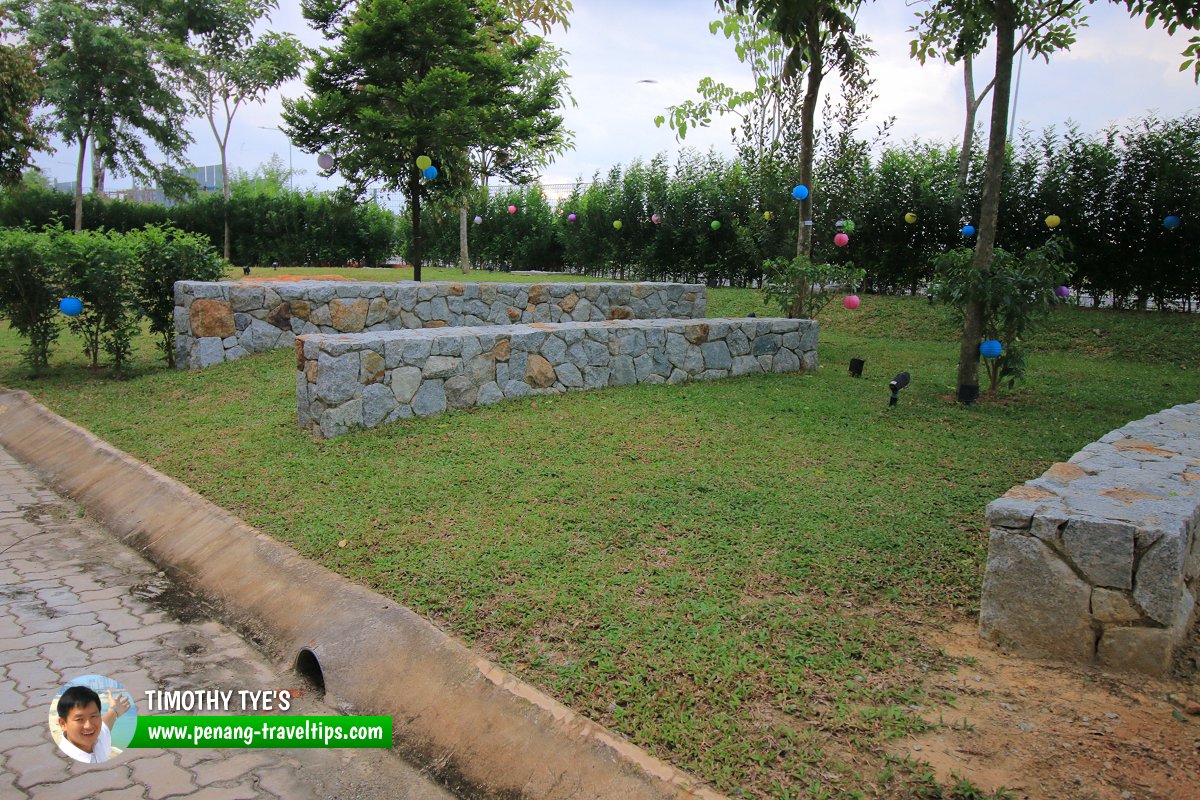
[889,372,910,406]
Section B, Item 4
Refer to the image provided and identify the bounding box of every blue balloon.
[961,225,976,237]
[59,297,83,316]
[980,339,1003,359]
[1163,215,1182,230]
[423,165,438,180]
[791,184,809,201]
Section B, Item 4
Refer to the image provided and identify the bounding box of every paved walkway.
[0,445,456,800]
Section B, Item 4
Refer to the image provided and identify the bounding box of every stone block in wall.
[1133,529,1189,625]
[190,299,235,339]
[980,530,1096,661]
[1097,627,1173,675]
[1060,519,1135,589]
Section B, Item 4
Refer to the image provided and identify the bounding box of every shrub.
[0,227,61,374]
[761,255,865,319]
[129,225,227,367]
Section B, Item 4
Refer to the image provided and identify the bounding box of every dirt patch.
[890,615,1200,800]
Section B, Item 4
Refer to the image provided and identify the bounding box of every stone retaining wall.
[980,402,1200,675]
[296,318,818,438]
[174,280,706,369]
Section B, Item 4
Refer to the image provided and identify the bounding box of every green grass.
[3,267,1198,799]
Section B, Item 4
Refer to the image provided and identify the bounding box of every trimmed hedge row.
[413,115,1199,307]
[0,186,401,268]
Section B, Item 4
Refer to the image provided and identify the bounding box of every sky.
[32,1,1200,204]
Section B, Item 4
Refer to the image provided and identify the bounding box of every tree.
[0,9,45,186]
[714,0,866,261]
[451,40,572,273]
[7,0,204,231]
[283,0,565,281]
[911,0,1200,404]
[184,0,304,260]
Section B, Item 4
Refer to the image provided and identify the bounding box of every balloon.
[317,153,334,170]
[612,220,622,230]
[416,155,432,170]
[473,215,483,225]
[567,213,576,222]
[508,205,517,214]
[843,295,860,310]
[962,225,976,237]
[792,184,809,201]
[763,211,773,221]
[834,233,849,247]
[1045,214,1061,229]
[710,220,721,230]
[980,339,1003,359]
[842,219,855,233]
[1164,215,1182,230]
[904,212,917,224]
[1055,285,1070,299]
[422,165,438,180]
[59,297,83,316]
[835,219,846,232]
[651,213,661,224]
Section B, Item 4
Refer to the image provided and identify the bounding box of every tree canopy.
[283,0,566,280]
[0,10,44,186]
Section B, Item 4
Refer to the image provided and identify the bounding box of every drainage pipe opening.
[295,648,325,699]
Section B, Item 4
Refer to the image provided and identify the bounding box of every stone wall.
[173,280,706,369]
[980,402,1200,675]
[296,318,818,438]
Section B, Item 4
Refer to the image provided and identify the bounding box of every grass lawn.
[4,265,1199,799]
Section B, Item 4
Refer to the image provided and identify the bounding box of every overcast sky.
[33,1,1200,199]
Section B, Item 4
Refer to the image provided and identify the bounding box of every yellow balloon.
[904,212,917,224]
[612,220,622,230]
[416,155,432,170]
[763,211,773,221]
[1045,214,1061,229]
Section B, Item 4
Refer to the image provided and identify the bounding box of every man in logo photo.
[55,686,131,764]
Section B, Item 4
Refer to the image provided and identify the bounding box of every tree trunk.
[459,204,470,273]
[74,134,88,233]
[958,58,978,201]
[795,19,823,261]
[957,0,1016,404]
[221,144,231,261]
[409,170,423,282]
[90,138,106,195]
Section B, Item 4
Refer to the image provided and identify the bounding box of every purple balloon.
[567,213,577,222]
[1055,286,1070,299]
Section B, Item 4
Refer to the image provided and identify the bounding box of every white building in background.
[51,165,224,207]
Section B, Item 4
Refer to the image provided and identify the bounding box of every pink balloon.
[507,205,517,214]
[651,213,661,224]
[842,295,861,310]
[834,233,849,247]
[567,213,576,222]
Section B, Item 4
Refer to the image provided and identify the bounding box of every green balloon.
[710,220,721,230]
[612,220,622,230]
[842,219,856,233]
[416,155,432,170]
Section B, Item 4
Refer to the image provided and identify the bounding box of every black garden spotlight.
[888,372,910,407]
[849,358,865,378]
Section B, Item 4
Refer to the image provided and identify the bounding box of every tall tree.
[184,0,304,259]
[7,0,206,231]
[0,9,45,186]
[284,0,565,281]
[452,39,572,273]
[912,0,1200,404]
[714,0,866,260]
